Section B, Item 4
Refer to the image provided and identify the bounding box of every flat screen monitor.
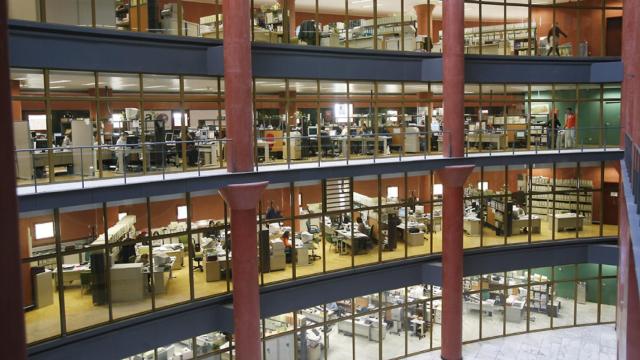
[126,136,139,145]
[54,135,64,146]
[165,133,174,142]
[308,126,318,137]
[516,131,526,138]
[35,139,48,149]
[28,114,47,131]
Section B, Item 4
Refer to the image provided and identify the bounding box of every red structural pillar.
[438,165,473,360]
[223,0,254,172]
[219,182,268,360]
[440,1,467,359]
[0,0,27,358]
[442,0,465,158]
[414,4,435,37]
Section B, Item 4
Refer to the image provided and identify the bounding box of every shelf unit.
[438,22,537,56]
[340,16,417,50]
[529,176,593,222]
[529,277,556,315]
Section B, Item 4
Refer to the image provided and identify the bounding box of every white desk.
[335,229,369,254]
[338,316,386,342]
[463,217,482,236]
[54,263,91,287]
[511,216,542,234]
[551,213,584,231]
[256,139,270,162]
[397,223,426,246]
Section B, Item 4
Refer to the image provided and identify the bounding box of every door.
[603,182,619,225]
[606,17,622,56]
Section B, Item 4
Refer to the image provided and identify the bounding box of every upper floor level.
[10,65,622,193]
[7,0,624,58]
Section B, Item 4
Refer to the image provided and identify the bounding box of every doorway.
[606,17,622,56]
[602,182,619,225]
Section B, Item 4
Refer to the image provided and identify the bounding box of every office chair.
[306,219,320,234]
[192,243,203,272]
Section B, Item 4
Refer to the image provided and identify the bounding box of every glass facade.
[10,68,621,189]
[8,1,624,57]
[20,161,618,344]
[120,262,617,359]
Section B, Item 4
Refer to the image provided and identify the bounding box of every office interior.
[8,1,623,57]
[20,161,619,344]
[9,68,621,186]
[120,263,617,360]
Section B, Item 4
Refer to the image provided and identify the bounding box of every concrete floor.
[408,324,616,360]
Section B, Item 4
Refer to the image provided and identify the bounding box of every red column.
[440,1,467,358]
[0,0,28,358]
[219,182,268,360]
[442,0,465,158]
[414,4,435,37]
[224,0,254,172]
[437,165,473,360]
[627,252,640,360]
[280,0,296,38]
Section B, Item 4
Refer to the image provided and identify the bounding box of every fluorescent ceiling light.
[144,85,166,89]
[50,80,71,84]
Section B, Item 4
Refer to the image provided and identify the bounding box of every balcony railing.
[16,127,620,193]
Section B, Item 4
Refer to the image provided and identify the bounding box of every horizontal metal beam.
[27,238,617,360]
[8,20,622,83]
[17,150,623,213]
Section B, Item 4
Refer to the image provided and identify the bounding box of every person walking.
[564,108,577,148]
[546,112,562,149]
[546,22,568,56]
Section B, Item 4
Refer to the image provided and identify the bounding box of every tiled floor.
[408,324,617,360]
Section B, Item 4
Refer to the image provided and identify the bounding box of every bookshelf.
[438,22,537,56]
[530,176,593,222]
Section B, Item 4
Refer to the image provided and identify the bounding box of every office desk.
[467,133,507,150]
[397,223,426,246]
[144,257,175,294]
[198,143,224,166]
[32,150,74,168]
[204,257,222,282]
[338,316,386,341]
[349,135,391,155]
[335,229,369,254]
[410,318,427,338]
[54,264,91,287]
[464,298,498,316]
[505,299,526,323]
[551,213,584,231]
[511,216,542,234]
[416,214,442,232]
[256,140,270,161]
[463,217,482,236]
[111,263,144,302]
[154,244,185,270]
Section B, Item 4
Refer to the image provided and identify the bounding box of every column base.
[441,357,463,360]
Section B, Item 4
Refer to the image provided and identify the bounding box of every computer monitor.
[126,136,139,145]
[165,133,174,142]
[54,134,64,146]
[349,129,358,136]
[516,131,526,139]
[35,139,48,149]
[308,126,318,137]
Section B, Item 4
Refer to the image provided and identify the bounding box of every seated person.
[281,230,292,248]
[356,217,368,234]
[137,253,149,266]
